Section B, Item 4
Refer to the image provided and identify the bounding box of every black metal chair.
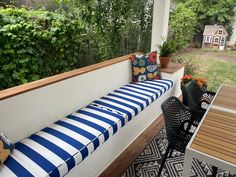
[157,96,200,177]
[157,96,217,177]
[181,84,189,106]
[185,80,215,113]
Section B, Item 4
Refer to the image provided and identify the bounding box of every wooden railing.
[0,53,139,101]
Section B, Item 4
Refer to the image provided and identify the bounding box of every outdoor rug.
[122,127,236,177]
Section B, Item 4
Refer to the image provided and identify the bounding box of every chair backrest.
[161,96,192,152]
[185,80,205,111]
[181,84,189,106]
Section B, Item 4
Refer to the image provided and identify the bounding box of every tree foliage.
[186,0,235,31]
[0,0,154,90]
[169,3,197,49]
[69,0,154,59]
[187,0,236,42]
[170,0,236,45]
[0,8,85,89]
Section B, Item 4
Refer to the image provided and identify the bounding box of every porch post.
[151,0,171,52]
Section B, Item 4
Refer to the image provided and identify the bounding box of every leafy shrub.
[0,8,84,89]
[172,53,199,75]
[169,3,197,49]
[0,0,154,90]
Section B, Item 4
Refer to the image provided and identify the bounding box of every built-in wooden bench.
[0,54,184,177]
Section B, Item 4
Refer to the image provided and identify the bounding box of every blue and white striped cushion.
[1,79,173,177]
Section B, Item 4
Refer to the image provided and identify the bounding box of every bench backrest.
[0,54,135,142]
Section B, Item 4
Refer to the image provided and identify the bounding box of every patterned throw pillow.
[130,51,160,82]
[0,132,14,166]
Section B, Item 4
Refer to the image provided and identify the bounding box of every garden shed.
[202,24,228,50]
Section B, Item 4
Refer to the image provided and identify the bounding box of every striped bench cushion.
[1,79,173,177]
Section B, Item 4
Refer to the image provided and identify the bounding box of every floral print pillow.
[0,132,14,166]
[130,51,160,82]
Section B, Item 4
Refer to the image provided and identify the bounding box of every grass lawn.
[173,49,236,92]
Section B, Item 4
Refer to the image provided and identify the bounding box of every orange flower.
[182,75,207,87]
[194,77,207,87]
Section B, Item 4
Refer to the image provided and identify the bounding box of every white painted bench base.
[0,57,184,177]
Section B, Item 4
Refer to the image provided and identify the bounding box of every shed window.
[218,29,223,35]
[214,37,219,43]
[205,36,212,43]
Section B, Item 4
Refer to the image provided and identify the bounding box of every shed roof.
[203,25,228,36]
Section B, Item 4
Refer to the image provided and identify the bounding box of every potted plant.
[181,74,194,86]
[181,75,208,106]
[158,36,176,68]
[181,74,193,106]
[194,77,207,89]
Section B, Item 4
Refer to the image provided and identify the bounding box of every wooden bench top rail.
[0,53,184,101]
[159,62,184,74]
[0,53,138,101]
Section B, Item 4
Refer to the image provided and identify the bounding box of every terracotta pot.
[159,56,170,68]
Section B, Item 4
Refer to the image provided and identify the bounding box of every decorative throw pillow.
[0,132,14,166]
[130,51,160,82]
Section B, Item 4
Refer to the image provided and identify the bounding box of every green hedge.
[0,8,84,90]
[0,2,153,90]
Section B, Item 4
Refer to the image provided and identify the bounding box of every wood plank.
[99,114,165,177]
[191,143,236,165]
[207,110,236,124]
[198,131,236,146]
[199,127,236,141]
[213,99,236,110]
[159,62,184,74]
[204,119,236,133]
[194,136,236,155]
[191,108,236,165]
[0,53,140,101]
[210,108,236,117]
[194,127,236,151]
[196,134,236,151]
[201,123,236,137]
[213,84,236,111]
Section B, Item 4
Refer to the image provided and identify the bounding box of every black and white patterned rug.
[122,128,236,177]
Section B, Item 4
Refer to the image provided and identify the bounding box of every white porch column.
[151,0,171,52]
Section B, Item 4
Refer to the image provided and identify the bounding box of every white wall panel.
[0,61,132,142]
